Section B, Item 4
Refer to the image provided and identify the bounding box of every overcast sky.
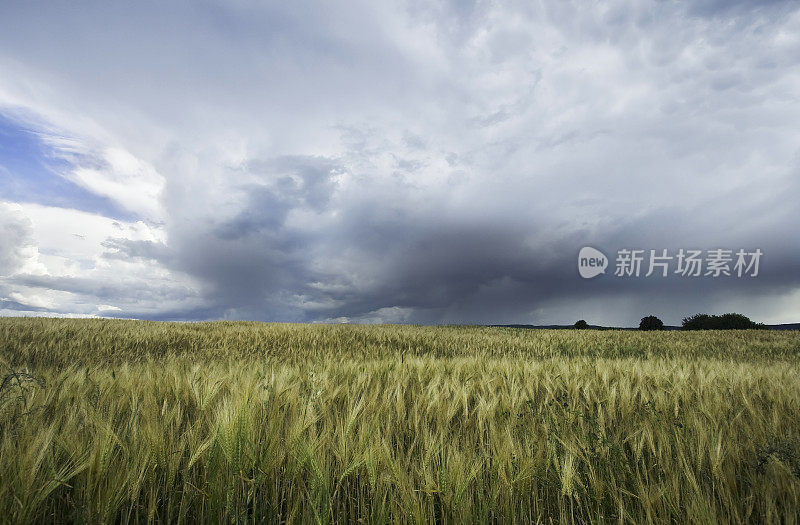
[1,0,799,326]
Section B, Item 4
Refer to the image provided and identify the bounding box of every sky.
[0,0,799,327]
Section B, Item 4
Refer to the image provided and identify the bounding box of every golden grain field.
[1,318,799,523]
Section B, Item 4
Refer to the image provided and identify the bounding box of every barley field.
[1,318,799,523]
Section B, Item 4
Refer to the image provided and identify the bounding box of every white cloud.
[66,147,165,221]
[0,201,203,318]
[4,201,163,275]
[97,304,122,312]
[9,290,56,309]
[0,202,47,276]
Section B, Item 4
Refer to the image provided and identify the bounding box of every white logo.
[577,246,762,279]
[578,247,608,279]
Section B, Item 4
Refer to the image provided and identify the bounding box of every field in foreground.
[1,318,800,523]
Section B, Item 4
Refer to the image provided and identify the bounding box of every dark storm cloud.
[164,157,800,326]
[153,155,344,321]
[299,203,800,325]
[215,156,341,240]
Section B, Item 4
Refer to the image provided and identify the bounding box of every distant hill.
[491,324,681,331]
[492,323,799,331]
[769,323,800,331]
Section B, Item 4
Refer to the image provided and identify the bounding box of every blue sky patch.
[0,113,136,220]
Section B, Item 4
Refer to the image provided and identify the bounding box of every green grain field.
[1,318,800,523]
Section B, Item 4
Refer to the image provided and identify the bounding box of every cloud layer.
[1,0,799,326]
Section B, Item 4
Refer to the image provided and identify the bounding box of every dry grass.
[1,317,799,523]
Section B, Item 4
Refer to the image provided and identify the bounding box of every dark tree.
[639,315,664,331]
[682,313,711,330]
[682,313,764,330]
[573,320,589,329]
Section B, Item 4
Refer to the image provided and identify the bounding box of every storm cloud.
[0,0,799,326]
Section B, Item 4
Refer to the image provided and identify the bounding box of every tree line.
[572,313,766,331]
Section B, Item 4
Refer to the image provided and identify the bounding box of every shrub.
[639,315,664,331]
[682,314,710,330]
[682,313,765,330]
[574,320,589,329]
